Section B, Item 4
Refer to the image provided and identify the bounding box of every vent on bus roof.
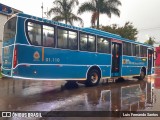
[82,28,121,38]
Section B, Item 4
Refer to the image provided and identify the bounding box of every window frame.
[140,45,147,57]
[57,26,78,50]
[135,44,140,57]
[79,32,96,52]
[3,16,17,41]
[97,36,111,54]
[132,43,136,56]
[42,23,55,48]
[26,19,56,47]
[123,42,132,56]
[26,20,43,46]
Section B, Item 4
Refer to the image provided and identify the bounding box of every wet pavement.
[0,69,160,120]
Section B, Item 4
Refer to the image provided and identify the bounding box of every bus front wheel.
[85,69,100,87]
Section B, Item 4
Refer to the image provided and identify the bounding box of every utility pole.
[41,2,43,18]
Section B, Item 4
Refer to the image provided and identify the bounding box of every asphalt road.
[0,73,160,120]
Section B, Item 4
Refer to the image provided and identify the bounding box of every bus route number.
[46,58,60,63]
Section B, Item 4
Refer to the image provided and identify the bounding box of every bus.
[1,13,155,86]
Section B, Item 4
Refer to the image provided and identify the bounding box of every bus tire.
[85,69,100,87]
[138,70,145,80]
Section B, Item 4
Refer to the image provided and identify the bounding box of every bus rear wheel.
[138,70,145,80]
[85,69,100,87]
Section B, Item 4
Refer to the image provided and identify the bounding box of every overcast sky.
[1,0,160,45]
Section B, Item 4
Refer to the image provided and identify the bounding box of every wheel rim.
[90,72,98,83]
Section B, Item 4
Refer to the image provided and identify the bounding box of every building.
[0,3,22,63]
[155,47,160,67]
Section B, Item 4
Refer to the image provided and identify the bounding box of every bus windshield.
[3,17,17,43]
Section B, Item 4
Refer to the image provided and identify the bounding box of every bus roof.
[16,12,153,49]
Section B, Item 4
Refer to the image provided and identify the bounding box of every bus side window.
[136,45,140,57]
[143,47,147,57]
[123,42,131,56]
[80,34,87,51]
[132,44,136,56]
[123,42,127,55]
[68,31,78,50]
[43,25,54,47]
[57,28,78,50]
[97,37,110,53]
[28,22,42,46]
[127,43,132,56]
[140,46,147,57]
[57,29,68,49]
[88,35,96,52]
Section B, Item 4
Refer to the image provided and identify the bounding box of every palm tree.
[145,37,156,46]
[48,0,83,26]
[78,0,121,29]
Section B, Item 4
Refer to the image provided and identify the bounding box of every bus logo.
[123,59,126,64]
[33,51,40,61]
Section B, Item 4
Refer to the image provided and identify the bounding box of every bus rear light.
[13,47,17,68]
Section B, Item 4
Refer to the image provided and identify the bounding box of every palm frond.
[68,0,79,8]
[52,16,65,22]
[48,8,62,16]
[68,19,73,25]
[69,13,84,26]
[53,0,63,7]
[103,4,120,17]
[66,0,79,14]
[108,0,122,6]
[109,7,120,17]
[78,2,96,14]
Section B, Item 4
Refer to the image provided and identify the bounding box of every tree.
[101,22,138,40]
[48,0,83,26]
[78,0,121,29]
[144,37,156,45]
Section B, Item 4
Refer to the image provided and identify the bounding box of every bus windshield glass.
[3,17,17,42]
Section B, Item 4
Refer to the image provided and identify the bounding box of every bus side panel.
[13,45,111,79]
[122,67,141,76]
[13,65,88,79]
[122,56,147,76]
[100,66,111,78]
[13,65,112,79]
[16,45,111,65]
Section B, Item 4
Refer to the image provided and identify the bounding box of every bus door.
[111,42,122,77]
[148,49,153,75]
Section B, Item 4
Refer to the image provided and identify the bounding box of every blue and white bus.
[1,13,155,86]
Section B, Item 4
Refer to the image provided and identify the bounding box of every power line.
[139,26,160,31]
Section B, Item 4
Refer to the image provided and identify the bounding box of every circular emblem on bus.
[34,51,40,60]
[123,59,126,64]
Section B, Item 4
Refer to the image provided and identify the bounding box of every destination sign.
[0,3,13,15]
